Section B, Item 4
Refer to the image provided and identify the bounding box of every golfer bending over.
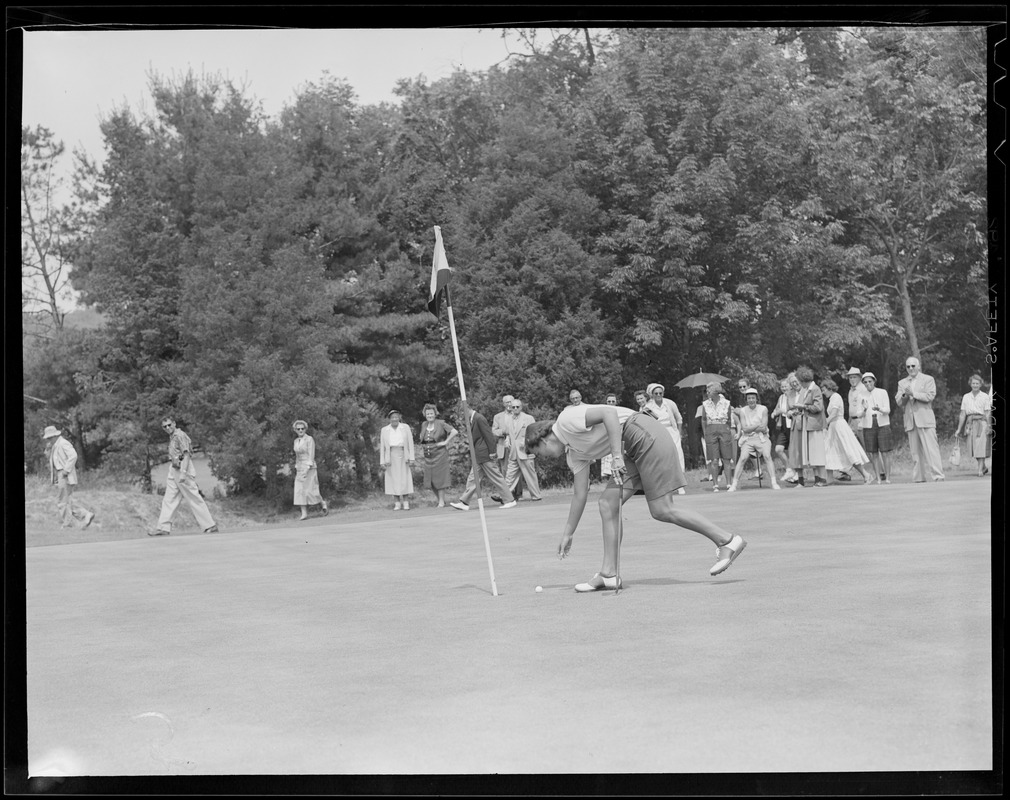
[525,403,746,591]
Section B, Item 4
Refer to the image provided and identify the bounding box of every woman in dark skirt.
[418,404,459,507]
[770,377,794,481]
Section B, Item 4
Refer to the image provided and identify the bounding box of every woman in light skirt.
[820,380,875,484]
[293,420,329,520]
[380,410,415,510]
[955,374,993,477]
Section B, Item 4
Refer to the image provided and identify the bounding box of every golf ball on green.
[535,586,543,592]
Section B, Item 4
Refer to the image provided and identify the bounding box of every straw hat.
[41,425,61,439]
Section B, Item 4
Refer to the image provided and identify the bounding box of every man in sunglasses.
[895,357,945,482]
[151,416,219,536]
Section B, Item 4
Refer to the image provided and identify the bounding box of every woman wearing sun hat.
[380,410,415,510]
[646,382,687,494]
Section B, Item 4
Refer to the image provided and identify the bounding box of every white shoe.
[771,483,781,490]
[677,488,686,495]
[403,501,410,510]
[727,484,737,492]
[711,534,747,576]
[449,501,469,512]
[83,511,95,528]
[393,502,402,510]
[499,500,518,509]
[574,573,622,592]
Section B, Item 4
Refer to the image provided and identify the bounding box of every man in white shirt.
[525,403,746,592]
[43,425,95,529]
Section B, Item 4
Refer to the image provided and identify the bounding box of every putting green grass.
[24,478,993,776]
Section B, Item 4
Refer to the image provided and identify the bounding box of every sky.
[22,28,516,161]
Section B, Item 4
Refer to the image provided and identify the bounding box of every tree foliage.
[24,27,990,495]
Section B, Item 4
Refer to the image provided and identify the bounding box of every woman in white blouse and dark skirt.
[380,410,415,509]
[955,374,993,477]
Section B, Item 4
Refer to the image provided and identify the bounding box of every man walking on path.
[503,399,542,501]
[152,417,219,535]
[43,425,95,529]
[491,393,522,499]
[895,357,945,482]
[451,406,517,511]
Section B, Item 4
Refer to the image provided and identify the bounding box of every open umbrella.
[672,371,729,390]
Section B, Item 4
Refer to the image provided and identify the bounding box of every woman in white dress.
[955,374,992,477]
[820,380,875,484]
[292,420,329,520]
[646,382,687,495]
[380,410,415,510]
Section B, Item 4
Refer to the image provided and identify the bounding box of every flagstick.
[445,287,499,597]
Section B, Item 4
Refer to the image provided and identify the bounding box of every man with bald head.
[895,356,945,482]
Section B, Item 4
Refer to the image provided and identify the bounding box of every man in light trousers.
[152,416,219,535]
[43,425,95,529]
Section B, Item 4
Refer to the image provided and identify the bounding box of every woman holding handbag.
[954,374,992,477]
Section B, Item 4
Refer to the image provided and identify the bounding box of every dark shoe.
[149,530,170,536]
[836,472,852,482]
[490,494,503,504]
[204,525,220,533]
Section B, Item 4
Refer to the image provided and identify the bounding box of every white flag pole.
[445,291,499,597]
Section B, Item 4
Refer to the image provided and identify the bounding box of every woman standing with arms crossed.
[380,410,415,510]
[418,404,459,507]
[293,420,329,520]
[955,374,993,477]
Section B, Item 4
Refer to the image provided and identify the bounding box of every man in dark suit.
[450,405,517,511]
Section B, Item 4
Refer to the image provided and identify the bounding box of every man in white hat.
[836,366,871,482]
[42,425,95,529]
[152,416,219,535]
[845,368,869,445]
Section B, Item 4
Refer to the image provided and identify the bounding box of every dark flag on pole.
[427,225,452,318]
[425,224,499,597]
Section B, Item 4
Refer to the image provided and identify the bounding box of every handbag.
[949,437,961,467]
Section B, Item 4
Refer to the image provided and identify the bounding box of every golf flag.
[427,225,451,318]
